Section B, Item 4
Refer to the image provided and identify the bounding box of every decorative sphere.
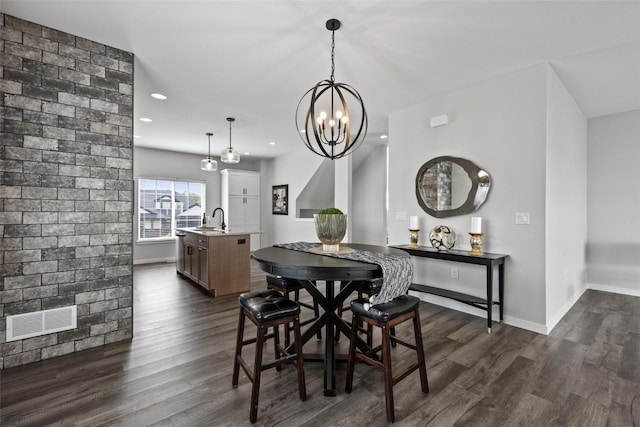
[429,225,457,251]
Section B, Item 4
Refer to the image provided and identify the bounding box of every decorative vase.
[314,213,347,253]
[429,225,457,251]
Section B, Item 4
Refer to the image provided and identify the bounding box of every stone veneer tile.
[0,13,133,369]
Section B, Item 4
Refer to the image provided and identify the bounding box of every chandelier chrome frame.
[201,132,218,171]
[296,18,368,160]
[221,117,240,164]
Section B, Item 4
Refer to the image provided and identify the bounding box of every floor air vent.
[6,306,77,342]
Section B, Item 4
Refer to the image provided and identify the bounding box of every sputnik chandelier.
[295,19,368,160]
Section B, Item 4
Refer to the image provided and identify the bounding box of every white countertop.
[177,227,261,237]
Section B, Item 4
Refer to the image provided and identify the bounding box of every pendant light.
[221,117,240,164]
[295,19,368,160]
[201,132,218,171]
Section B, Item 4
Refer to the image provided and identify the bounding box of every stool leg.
[345,312,359,394]
[284,291,292,349]
[381,323,395,423]
[250,324,266,424]
[292,315,307,401]
[336,286,365,342]
[274,324,282,372]
[413,310,429,393]
[232,308,246,387]
[309,280,321,339]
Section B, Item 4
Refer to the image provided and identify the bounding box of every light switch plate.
[515,212,530,225]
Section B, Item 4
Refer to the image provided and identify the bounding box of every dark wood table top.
[252,243,408,282]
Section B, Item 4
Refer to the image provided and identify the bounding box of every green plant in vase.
[314,207,347,253]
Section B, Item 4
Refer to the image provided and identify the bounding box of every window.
[138,178,205,241]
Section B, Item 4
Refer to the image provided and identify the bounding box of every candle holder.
[469,233,484,256]
[409,229,420,248]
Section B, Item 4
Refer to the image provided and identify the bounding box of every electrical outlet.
[515,212,530,225]
[451,267,459,279]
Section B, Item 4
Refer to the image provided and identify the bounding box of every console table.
[390,245,508,333]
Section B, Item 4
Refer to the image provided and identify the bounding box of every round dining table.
[251,243,409,396]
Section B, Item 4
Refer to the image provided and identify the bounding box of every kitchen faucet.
[212,207,226,231]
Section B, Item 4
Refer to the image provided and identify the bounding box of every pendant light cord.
[330,29,335,83]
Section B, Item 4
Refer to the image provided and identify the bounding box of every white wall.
[587,109,640,295]
[388,64,549,330]
[334,156,353,241]
[545,65,588,328]
[352,145,387,245]
[260,149,325,247]
[133,146,260,263]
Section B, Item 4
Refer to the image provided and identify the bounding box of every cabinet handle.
[243,197,246,204]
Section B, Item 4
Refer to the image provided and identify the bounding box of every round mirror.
[415,156,491,218]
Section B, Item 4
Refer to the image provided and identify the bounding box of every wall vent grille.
[6,306,77,342]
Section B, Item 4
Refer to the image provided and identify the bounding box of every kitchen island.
[176,227,251,296]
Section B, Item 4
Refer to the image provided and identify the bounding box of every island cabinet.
[182,230,250,296]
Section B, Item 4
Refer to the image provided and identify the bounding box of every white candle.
[471,217,482,234]
[409,216,419,230]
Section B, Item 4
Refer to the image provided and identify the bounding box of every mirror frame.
[415,156,491,218]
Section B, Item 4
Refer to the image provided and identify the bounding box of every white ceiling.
[4,1,640,160]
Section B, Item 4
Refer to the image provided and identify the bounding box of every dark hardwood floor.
[1,261,639,426]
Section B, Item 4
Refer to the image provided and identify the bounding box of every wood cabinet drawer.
[184,233,208,248]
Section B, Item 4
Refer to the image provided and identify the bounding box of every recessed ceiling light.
[151,93,167,100]
[244,152,251,156]
[133,135,141,138]
[380,134,388,139]
[139,117,152,122]
[269,141,277,145]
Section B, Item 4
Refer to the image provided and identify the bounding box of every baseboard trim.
[408,290,548,335]
[544,286,588,334]
[133,257,175,265]
[504,315,548,335]
[587,282,640,297]
[410,284,637,336]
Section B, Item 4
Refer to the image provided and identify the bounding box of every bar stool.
[345,295,429,423]
[266,275,321,345]
[232,290,307,424]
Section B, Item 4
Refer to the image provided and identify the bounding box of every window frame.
[137,177,206,243]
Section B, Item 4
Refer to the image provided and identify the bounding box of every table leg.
[486,265,493,334]
[289,280,326,351]
[295,278,371,396]
[324,280,336,396]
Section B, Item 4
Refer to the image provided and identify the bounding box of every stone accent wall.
[0,14,134,369]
